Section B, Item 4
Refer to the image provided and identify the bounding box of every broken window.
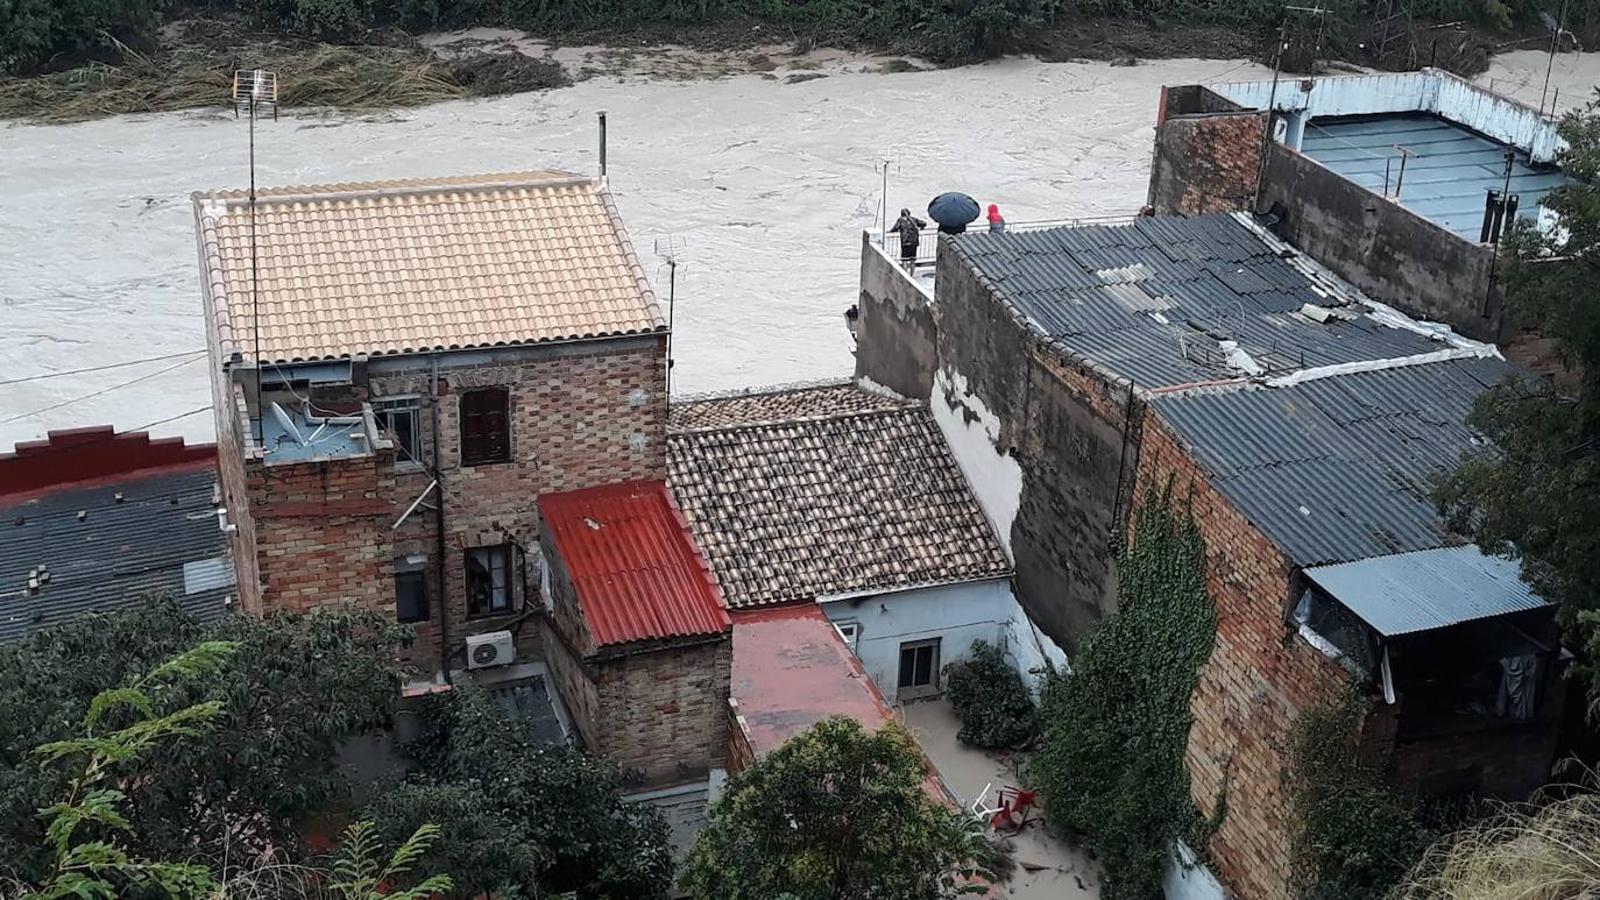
[374,397,421,467]
[466,544,513,617]
[394,558,429,624]
[460,387,510,466]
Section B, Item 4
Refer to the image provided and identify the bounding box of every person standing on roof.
[890,208,927,268]
[987,204,1007,234]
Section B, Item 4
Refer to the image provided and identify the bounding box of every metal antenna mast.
[1539,0,1570,118]
[655,237,685,401]
[232,69,278,436]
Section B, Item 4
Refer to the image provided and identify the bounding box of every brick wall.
[1135,415,1352,900]
[218,336,668,671]
[595,638,732,787]
[1146,86,1266,217]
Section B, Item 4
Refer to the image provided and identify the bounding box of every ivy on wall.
[1032,483,1218,900]
[1286,688,1433,900]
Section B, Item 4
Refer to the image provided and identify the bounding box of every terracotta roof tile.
[669,380,913,431]
[667,385,1012,609]
[194,171,665,364]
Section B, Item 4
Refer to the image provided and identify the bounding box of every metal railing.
[882,213,1144,273]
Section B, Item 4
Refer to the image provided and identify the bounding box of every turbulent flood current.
[2,48,1596,450]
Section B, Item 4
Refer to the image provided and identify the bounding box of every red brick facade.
[1134,416,1353,899]
[211,336,669,671]
[1147,86,1266,217]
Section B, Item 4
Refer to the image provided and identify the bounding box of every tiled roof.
[667,386,1012,609]
[539,480,729,649]
[947,213,1462,390]
[668,380,913,431]
[194,171,666,365]
[1149,357,1512,567]
[0,466,235,643]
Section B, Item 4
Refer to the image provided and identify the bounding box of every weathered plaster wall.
[1258,143,1503,341]
[856,233,938,400]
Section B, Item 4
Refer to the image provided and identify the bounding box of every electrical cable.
[0,355,207,426]
[0,350,206,387]
[129,405,213,432]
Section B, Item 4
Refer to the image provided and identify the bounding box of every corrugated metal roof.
[0,466,234,643]
[539,480,730,649]
[666,386,1013,609]
[1305,544,1547,635]
[1150,357,1511,567]
[1301,114,1571,240]
[949,214,1454,390]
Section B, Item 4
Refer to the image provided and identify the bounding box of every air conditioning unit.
[466,630,515,669]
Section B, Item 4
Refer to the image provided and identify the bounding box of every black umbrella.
[927,192,980,229]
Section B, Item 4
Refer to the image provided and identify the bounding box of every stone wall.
[1134,415,1352,900]
[1257,143,1503,342]
[1147,86,1266,217]
[855,233,937,400]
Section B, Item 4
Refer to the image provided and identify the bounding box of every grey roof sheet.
[949,214,1451,389]
[1305,544,1547,635]
[1150,357,1511,567]
[0,468,235,643]
[666,386,1012,609]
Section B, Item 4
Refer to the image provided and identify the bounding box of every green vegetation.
[1286,689,1434,900]
[365,683,676,898]
[1031,485,1216,900]
[1436,100,1600,718]
[943,639,1040,750]
[679,716,993,899]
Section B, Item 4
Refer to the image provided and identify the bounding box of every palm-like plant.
[329,821,453,900]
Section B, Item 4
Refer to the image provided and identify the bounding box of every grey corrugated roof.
[1150,357,1511,567]
[667,386,1012,609]
[1305,545,1546,635]
[949,214,1451,390]
[0,468,235,643]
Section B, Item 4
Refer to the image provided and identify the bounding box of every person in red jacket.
[986,203,1007,234]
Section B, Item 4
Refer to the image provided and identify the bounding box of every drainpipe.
[431,354,451,683]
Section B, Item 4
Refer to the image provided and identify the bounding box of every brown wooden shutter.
[460,387,509,466]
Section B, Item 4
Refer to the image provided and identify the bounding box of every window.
[833,620,860,653]
[466,545,514,617]
[374,397,421,467]
[897,638,941,700]
[460,387,510,466]
[395,558,429,623]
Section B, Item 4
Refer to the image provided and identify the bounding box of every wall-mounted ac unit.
[466,631,515,669]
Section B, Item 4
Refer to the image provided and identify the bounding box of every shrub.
[943,640,1039,750]
[0,0,165,73]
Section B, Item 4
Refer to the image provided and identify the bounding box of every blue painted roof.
[1150,357,1513,567]
[949,214,1449,390]
[1300,114,1570,240]
[1305,544,1546,635]
[0,467,235,642]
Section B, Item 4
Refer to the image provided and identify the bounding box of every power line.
[130,405,213,432]
[0,350,206,387]
[0,355,207,425]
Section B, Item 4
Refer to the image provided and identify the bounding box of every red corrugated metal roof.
[540,480,730,649]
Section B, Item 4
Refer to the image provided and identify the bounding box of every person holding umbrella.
[928,192,981,236]
[890,208,927,269]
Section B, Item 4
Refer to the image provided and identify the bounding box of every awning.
[1304,545,1548,637]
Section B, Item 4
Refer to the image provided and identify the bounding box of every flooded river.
[1,48,1595,451]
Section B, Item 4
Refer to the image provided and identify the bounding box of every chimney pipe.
[1504,194,1521,233]
[1480,190,1500,244]
[597,111,608,181]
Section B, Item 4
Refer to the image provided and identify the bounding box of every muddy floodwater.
[1,49,1596,451]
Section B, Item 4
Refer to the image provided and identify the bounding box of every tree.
[1030,486,1217,900]
[679,716,992,900]
[24,641,237,900]
[1436,98,1600,714]
[327,821,453,900]
[0,599,410,881]
[942,640,1039,750]
[364,684,675,899]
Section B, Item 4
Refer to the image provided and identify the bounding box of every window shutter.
[461,387,509,466]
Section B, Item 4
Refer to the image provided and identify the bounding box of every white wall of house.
[819,578,1053,702]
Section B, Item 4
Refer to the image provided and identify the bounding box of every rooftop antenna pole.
[1252,14,1292,213]
[1538,0,1569,118]
[598,111,608,182]
[232,69,278,438]
[881,159,890,251]
[655,237,683,401]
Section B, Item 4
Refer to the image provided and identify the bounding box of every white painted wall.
[819,578,1021,700]
[1163,841,1227,900]
[929,367,1023,559]
[1213,69,1565,162]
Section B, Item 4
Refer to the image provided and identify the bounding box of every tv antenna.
[232,69,278,437]
[655,236,686,400]
[876,156,903,250]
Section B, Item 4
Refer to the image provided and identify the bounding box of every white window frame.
[373,395,423,471]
